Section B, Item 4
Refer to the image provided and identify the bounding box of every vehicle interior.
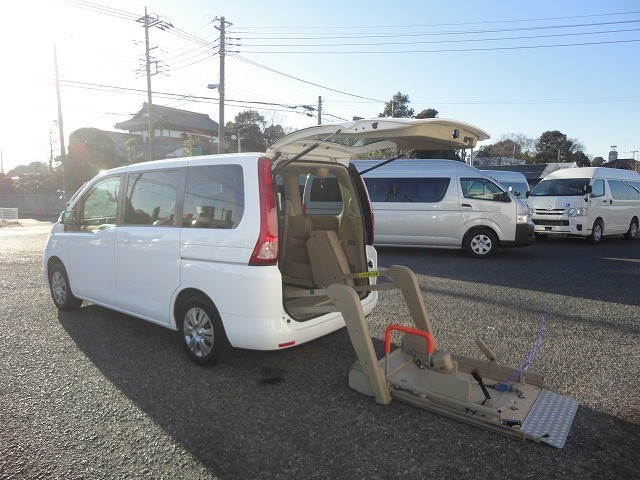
[275,161,370,321]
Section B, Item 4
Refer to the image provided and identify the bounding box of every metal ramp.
[286,230,578,447]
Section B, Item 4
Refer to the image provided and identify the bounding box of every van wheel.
[534,233,548,241]
[588,220,604,244]
[177,295,229,366]
[49,263,82,311]
[623,219,638,240]
[464,229,497,258]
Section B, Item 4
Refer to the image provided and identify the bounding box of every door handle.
[461,203,472,208]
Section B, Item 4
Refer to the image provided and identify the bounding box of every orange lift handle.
[384,324,435,355]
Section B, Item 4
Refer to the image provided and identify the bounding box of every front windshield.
[530,178,590,197]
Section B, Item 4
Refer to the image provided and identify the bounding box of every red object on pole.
[384,324,435,355]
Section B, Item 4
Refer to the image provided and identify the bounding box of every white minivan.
[351,159,534,258]
[43,117,488,365]
[528,166,640,243]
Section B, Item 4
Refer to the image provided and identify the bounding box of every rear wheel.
[49,263,82,311]
[623,219,638,241]
[588,220,603,244]
[464,229,498,258]
[177,295,229,366]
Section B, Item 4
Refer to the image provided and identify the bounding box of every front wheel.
[49,263,82,311]
[464,229,498,258]
[177,295,229,366]
[588,220,604,244]
[623,219,638,241]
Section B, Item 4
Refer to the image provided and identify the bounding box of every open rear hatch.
[267,117,490,166]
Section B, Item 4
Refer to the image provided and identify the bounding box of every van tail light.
[249,157,279,266]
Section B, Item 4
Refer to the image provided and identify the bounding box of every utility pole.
[317,96,322,125]
[137,8,172,161]
[214,17,231,154]
[54,45,66,195]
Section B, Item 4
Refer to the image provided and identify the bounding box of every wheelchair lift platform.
[287,231,578,447]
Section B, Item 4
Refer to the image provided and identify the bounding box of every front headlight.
[567,207,586,217]
[516,200,532,223]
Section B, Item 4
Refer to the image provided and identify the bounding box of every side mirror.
[525,191,531,198]
[60,210,76,225]
[582,184,593,194]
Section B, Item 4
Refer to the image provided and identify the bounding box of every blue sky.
[2,0,639,172]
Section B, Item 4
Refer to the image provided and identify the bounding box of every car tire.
[177,295,229,366]
[534,233,548,241]
[623,219,638,241]
[49,263,83,311]
[464,229,498,258]
[588,220,604,244]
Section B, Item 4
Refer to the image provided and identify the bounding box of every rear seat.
[281,215,340,286]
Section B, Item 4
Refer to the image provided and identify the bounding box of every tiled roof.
[115,103,219,134]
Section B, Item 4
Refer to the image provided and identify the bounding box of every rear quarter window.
[183,165,244,229]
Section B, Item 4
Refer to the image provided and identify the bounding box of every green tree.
[535,130,583,163]
[591,156,604,166]
[226,110,267,152]
[379,92,414,118]
[264,124,286,147]
[569,150,591,167]
[415,108,438,119]
[66,128,120,192]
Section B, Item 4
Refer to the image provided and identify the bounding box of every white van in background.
[528,167,640,243]
[481,170,531,198]
[349,159,534,258]
[43,117,489,365]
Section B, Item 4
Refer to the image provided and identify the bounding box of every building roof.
[114,103,219,135]
[602,158,640,170]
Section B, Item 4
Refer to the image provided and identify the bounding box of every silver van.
[352,159,534,258]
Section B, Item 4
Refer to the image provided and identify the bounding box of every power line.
[238,37,640,54]
[238,26,640,48]
[237,10,640,31]
[228,54,386,103]
[238,18,640,40]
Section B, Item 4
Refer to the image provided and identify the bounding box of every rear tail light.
[249,157,278,265]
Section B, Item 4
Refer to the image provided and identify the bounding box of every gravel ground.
[0,228,638,479]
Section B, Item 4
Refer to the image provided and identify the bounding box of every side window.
[627,181,640,199]
[183,165,244,229]
[124,170,180,226]
[77,176,121,231]
[363,178,449,203]
[460,177,505,201]
[590,179,605,198]
[608,180,629,200]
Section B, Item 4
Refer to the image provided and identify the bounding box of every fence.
[0,207,19,222]
[0,194,67,219]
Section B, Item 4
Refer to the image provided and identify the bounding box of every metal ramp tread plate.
[520,389,579,448]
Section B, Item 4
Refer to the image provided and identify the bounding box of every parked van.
[350,159,534,258]
[528,167,640,243]
[43,117,489,365]
[480,170,531,198]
